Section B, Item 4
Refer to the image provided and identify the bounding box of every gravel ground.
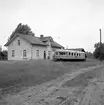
[1,64,104,105]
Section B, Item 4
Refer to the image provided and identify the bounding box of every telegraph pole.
[99,29,102,62]
[100,29,102,44]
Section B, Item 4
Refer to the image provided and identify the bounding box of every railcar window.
[59,52,62,55]
[69,52,70,55]
[72,53,73,56]
[59,52,65,55]
[77,53,78,56]
[74,53,76,56]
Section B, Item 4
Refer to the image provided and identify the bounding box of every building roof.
[39,36,64,48]
[51,41,64,48]
[5,33,64,48]
[5,33,47,46]
[55,49,85,53]
[20,34,47,46]
[66,48,85,52]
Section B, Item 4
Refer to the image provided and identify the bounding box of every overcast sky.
[0,0,104,52]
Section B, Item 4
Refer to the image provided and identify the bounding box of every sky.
[0,0,104,52]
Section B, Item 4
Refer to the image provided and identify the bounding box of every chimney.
[40,35,44,38]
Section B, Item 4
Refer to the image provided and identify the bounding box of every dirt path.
[1,64,104,105]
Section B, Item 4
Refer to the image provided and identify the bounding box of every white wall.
[32,46,47,59]
[8,36,32,60]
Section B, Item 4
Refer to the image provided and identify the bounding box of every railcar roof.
[55,49,85,53]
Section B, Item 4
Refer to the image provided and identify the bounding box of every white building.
[5,34,64,60]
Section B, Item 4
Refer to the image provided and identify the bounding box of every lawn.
[0,59,102,95]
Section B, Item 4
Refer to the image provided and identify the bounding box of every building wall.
[32,40,54,59]
[32,46,47,59]
[8,36,32,60]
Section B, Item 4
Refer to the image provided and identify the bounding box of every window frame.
[36,50,39,57]
[69,52,70,56]
[79,53,81,56]
[23,50,27,57]
[12,50,15,57]
[18,40,20,46]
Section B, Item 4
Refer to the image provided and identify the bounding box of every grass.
[0,58,102,95]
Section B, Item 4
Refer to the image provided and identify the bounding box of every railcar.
[53,49,86,61]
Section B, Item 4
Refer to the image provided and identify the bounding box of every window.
[59,52,62,55]
[18,40,20,45]
[72,53,73,56]
[12,50,15,57]
[23,50,26,57]
[63,52,65,55]
[36,50,39,57]
[69,52,70,56]
[59,52,67,55]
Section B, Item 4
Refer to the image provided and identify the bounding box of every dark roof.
[40,36,64,48]
[66,48,85,52]
[51,41,64,48]
[20,34,47,46]
[5,33,64,48]
[5,33,47,46]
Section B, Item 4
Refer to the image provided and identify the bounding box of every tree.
[0,50,8,60]
[2,50,8,60]
[93,42,104,60]
[86,51,93,58]
[10,23,35,40]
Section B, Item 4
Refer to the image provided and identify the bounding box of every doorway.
[44,51,46,59]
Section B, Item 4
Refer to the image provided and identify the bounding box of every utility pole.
[100,29,102,44]
[99,29,102,62]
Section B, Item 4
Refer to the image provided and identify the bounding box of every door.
[44,51,46,59]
